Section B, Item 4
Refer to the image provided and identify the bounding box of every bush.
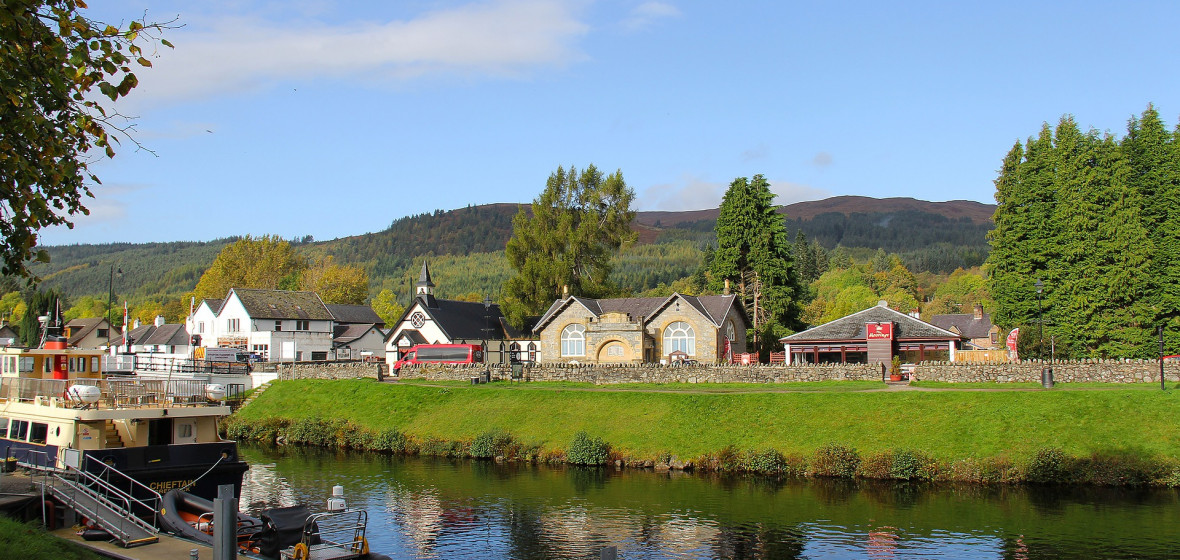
[338,422,376,449]
[890,449,936,481]
[284,417,339,447]
[857,451,893,479]
[1025,447,1069,484]
[420,437,464,458]
[744,448,787,475]
[1073,449,1161,486]
[373,429,412,454]
[811,444,861,478]
[470,429,516,459]
[223,417,288,443]
[567,431,610,465]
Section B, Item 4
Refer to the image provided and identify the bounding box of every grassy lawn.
[237,379,1180,462]
[0,517,103,560]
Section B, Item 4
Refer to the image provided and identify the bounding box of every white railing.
[0,377,221,409]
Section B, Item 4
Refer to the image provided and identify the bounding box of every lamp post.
[483,296,492,379]
[1035,279,1044,360]
[107,265,122,348]
[1160,325,1166,391]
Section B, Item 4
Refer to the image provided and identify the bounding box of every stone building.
[929,304,1001,350]
[532,292,749,364]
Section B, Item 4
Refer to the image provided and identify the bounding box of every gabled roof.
[532,293,747,333]
[0,325,19,347]
[333,324,383,346]
[111,323,156,347]
[782,302,961,343]
[64,318,107,346]
[199,299,225,314]
[390,329,429,345]
[929,312,996,339]
[325,304,384,327]
[230,289,333,320]
[139,323,191,346]
[417,299,510,341]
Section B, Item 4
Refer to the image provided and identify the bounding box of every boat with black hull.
[0,338,249,500]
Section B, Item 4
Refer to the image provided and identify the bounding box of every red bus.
[393,344,484,371]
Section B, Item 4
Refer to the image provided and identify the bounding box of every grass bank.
[0,517,103,560]
[226,379,1180,485]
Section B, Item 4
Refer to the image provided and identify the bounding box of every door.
[174,420,197,444]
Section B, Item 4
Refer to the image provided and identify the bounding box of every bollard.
[191,549,199,560]
[1041,367,1054,388]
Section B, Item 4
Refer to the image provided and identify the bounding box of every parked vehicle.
[393,344,483,372]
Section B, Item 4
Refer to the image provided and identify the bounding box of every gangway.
[16,450,160,548]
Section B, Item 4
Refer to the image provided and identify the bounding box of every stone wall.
[392,359,1180,385]
[278,361,388,381]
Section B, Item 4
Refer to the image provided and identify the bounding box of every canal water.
[238,445,1180,559]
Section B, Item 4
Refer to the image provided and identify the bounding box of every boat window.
[91,357,99,372]
[178,424,193,438]
[29,423,48,444]
[0,418,8,438]
[10,420,28,441]
[19,357,33,373]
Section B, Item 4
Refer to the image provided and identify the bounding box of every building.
[532,291,749,364]
[384,262,522,366]
[781,300,963,365]
[929,305,1001,350]
[0,325,17,347]
[63,318,113,349]
[112,316,192,355]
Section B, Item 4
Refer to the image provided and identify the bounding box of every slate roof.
[64,318,106,346]
[782,302,962,343]
[0,325,18,347]
[231,289,333,320]
[140,323,191,346]
[333,324,382,346]
[419,299,510,340]
[533,293,746,334]
[325,304,384,327]
[111,324,155,347]
[391,329,429,345]
[929,312,996,339]
[202,299,225,314]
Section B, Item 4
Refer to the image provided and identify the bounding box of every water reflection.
[238,445,1180,559]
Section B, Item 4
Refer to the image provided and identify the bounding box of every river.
[237,445,1180,559]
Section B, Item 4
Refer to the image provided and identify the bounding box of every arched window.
[561,324,586,356]
[664,321,695,355]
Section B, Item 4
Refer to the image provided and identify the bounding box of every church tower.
[415,261,438,308]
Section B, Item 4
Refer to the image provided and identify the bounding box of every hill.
[25,197,995,306]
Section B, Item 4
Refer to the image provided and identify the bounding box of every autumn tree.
[370,289,406,326]
[301,256,369,305]
[193,235,305,301]
[501,165,636,327]
[1,1,172,278]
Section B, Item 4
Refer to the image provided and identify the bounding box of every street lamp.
[1160,325,1167,391]
[107,265,122,348]
[1035,279,1044,360]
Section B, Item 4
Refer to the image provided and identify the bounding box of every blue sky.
[41,0,1180,245]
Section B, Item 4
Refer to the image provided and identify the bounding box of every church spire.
[415,261,438,308]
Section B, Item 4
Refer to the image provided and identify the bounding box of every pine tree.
[709,175,804,352]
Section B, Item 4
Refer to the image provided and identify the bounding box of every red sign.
[1006,328,1019,360]
[866,322,893,340]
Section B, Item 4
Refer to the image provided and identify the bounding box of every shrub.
[890,449,935,481]
[1025,447,1069,484]
[744,448,787,475]
[224,417,288,443]
[284,417,343,447]
[470,429,516,459]
[857,451,893,479]
[420,437,464,457]
[782,453,810,478]
[373,429,412,454]
[338,422,376,449]
[811,444,861,478]
[567,431,610,465]
[1073,449,1161,486]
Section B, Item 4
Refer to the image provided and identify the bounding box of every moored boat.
[0,339,249,500]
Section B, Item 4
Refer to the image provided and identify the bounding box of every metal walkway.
[45,474,159,547]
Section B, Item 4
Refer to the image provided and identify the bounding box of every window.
[177,424,193,439]
[10,420,28,441]
[605,343,624,357]
[274,320,283,332]
[227,318,241,332]
[69,357,86,373]
[97,328,108,338]
[198,321,205,334]
[296,320,309,331]
[311,351,327,361]
[561,324,585,356]
[0,418,8,438]
[91,357,99,372]
[29,423,48,444]
[664,321,696,356]
[528,342,538,363]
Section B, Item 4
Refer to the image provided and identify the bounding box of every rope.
[178,453,227,493]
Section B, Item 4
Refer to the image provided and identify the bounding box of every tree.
[501,165,636,327]
[370,289,405,326]
[301,256,369,305]
[1,1,172,279]
[63,294,105,321]
[19,288,62,346]
[193,235,305,301]
[709,175,804,352]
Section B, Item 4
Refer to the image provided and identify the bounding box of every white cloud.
[620,2,681,31]
[126,0,590,105]
[636,175,830,211]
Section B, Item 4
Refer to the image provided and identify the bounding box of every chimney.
[877,300,888,307]
[154,315,166,327]
[562,285,569,298]
[724,279,730,295]
[133,318,141,329]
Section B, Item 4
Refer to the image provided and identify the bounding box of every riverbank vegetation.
[224,379,1180,486]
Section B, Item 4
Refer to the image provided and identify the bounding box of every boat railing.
[78,453,163,527]
[0,377,224,409]
[286,509,370,560]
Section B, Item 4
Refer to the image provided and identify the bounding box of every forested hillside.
[19,197,994,313]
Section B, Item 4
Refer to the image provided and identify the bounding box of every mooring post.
[212,484,236,560]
